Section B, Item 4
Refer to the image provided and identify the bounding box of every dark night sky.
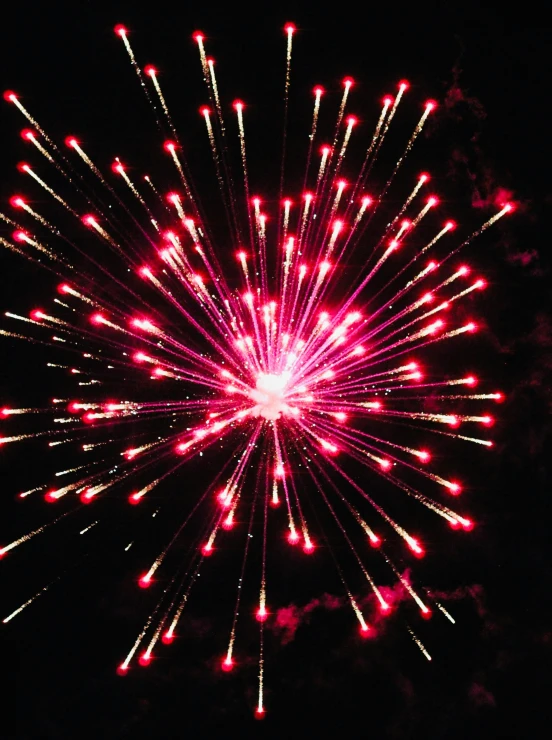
[1,2,551,738]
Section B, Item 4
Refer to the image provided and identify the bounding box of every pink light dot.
[343,77,354,88]
[221,657,234,672]
[303,540,315,554]
[138,574,152,588]
[448,482,462,495]
[425,99,437,111]
[162,631,175,645]
[202,543,213,556]
[129,493,142,505]
[383,95,394,106]
[13,230,28,242]
[419,172,430,183]
[9,195,26,208]
[288,531,300,545]
[445,220,456,230]
[256,607,268,622]
[114,24,128,37]
[420,607,432,620]
[314,85,324,96]
[112,161,125,174]
[346,115,357,126]
[255,708,266,720]
[427,196,438,207]
[369,535,381,548]
[138,653,151,666]
[163,140,177,153]
[144,65,157,77]
[359,624,371,637]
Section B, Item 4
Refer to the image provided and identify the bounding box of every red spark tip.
[20,128,35,141]
[503,202,515,213]
[90,313,105,325]
[192,30,204,43]
[427,195,439,207]
[418,450,431,463]
[494,392,504,403]
[128,493,142,505]
[114,24,128,37]
[282,198,292,207]
[464,375,477,386]
[233,99,244,111]
[255,708,266,720]
[80,490,96,504]
[284,22,296,34]
[9,195,26,208]
[398,79,409,90]
[138,574,152,588]
[202,543,214,556]
[144,65,157,78]
[420,607,432,620]
[383,95,394,106]
[83,412,96,424]
[408,538,425,557]
[359,624,371,638]
[269,497,280,508]
[343,77,354,88]
[116,664,129,676]
[481,415,494,427]
[256,607,268,622]
[448,482,462,495]
[346,115,358,126]
[3,90,18,103]
[65,135,79,149]
[111,161,125,174]
[303,541,315,554]
[460,518,474,531]
[138,653,152,666]
[200,105,211,116]
[221,657,234,672]
[361,195,372,206]
[288,531,300,545]
[448,518,461,529]
[82,214,97,227]
[161,631,175,644]
[444,220,456,230]
[30,309,45,321]
[320,145,331,156]
[206,56,215,66]
[466,321,477,333]
[166,192,180,205]
[1,408,10,417]
[474,278,487,290]
[313,85,324,96]
[369,535,381,548]
[379,602,392,615]
[44,490,60,503]
[58,283,71,294]
[163,139,177,153]
[16,161,31,173]
[425,99,437,111]
[379,459,392,471]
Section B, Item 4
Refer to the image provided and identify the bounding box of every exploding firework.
[1,23,511,716]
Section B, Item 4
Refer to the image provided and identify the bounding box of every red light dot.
[138,653,151,666]
[369,535,381,548]
[114,24,128,37]
[193,31,204,43]
[202,543,213,556]
[144,65,157,77]
[65,136,79,149]
[504,202,514,213]
[284,23,296,34]
[427,196,438,207]
[82,214,97,227]
[80,490,95,504]
[162,631,174,645]
[256,607,268,622]
[233,99,244,111]
[303,541,315,554]
[383,95,394,106]
[449,518,461,529]
[343,77,354,88]
[346,115,357,126]
[200,106,211,116]
[482,415,494,427]
[448,482,462,495]
[221,657,234,672]
[9,195,25,208]
[116,665,128,676]
[419,172,430,183]
[359,624,371,637]
[255,708,266,720]
[30,309,44,321]
[206,57,215,66]
[112,161,125,174]
[425,99,437,111]
[44,491,59,503]
[445,220,456,230]
[398,79,410,91]
[163,140,177,153]
[20,128,35,141]
[3,90,18,103]
[494,392,504,403]
[128,493,142,505]
[138,574,152,588]
[288,531,300,544]
[461,518,474,531]
[380,602,392,614]
[13,230,28,242]
[418,450,431,463]
[58,283,71,294]
[420,607,432,620]
[17,162,31,173]
[314,85,324,96]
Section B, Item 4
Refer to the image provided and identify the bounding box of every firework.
[0,23,511,715]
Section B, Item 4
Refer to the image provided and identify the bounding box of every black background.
[1,2,551,738]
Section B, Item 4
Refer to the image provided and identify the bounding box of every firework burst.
[1,23,511,716]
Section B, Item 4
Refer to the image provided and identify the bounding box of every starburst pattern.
[0,23,511,716]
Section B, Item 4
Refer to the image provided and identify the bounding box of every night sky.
[1,3,551,739]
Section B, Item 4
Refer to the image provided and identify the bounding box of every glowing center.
[250,372,290,421]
